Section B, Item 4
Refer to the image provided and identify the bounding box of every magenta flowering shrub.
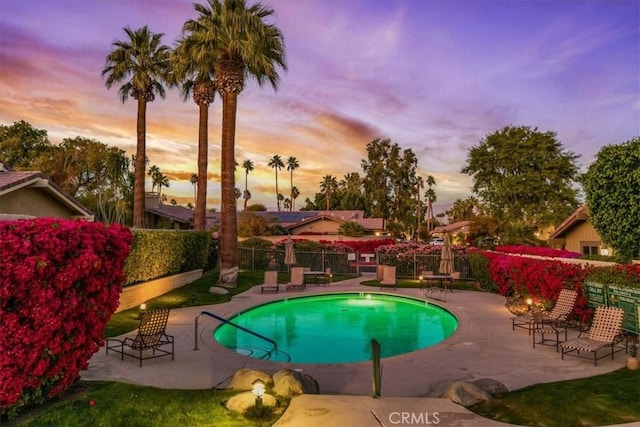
[494,245,581,259]
[482,251,592,320]
[0,218,132,417]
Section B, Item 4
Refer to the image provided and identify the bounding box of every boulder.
[440,380,492,407]
[472,378,509,396]
[209,286,229,295]
[219,267,239,286]
[272,369,320,397]
[227,368,273,391]
[225,391,277,413]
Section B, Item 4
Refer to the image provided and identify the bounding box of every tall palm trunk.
[220,92,238,271]
[243,171,249,211]
[195,102,209,230]
[133,97,147,228]
[275,170,280,211]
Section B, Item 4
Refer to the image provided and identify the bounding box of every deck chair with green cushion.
[512,288,577,335]
[379,265,397,290]
[286,267,306,292]
[261,270,279,293]
[561,306,625,366]
[106,308,174,367]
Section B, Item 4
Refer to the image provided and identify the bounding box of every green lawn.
[471,368,640,426]
[10,370,638,427]
[10,381,285,427]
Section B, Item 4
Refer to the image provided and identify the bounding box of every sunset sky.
[1,0,638,215]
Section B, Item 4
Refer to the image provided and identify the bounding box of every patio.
[83,275,628,426]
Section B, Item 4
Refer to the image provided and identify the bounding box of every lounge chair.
[261,270,279,294]
[561,306,625,366]
[106,308,174,367]
[379,265,397,290]
[512,289,577,335]
[286,267,306,292]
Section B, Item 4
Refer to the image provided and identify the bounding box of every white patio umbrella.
[284,235,296,270]
[438,232,454,276]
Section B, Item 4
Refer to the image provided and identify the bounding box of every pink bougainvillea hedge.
[0,218,132,417]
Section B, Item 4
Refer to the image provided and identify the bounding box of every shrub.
[123,230,211,285]
[0,218,131,417]
[468,251,496,292]
[585,264,640,288]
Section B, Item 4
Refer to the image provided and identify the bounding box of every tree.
[338,172,365,210]
[425,175,436,233]
[319,175,338,211]
[102,26,171,228]
[461,125,580,232]
[186,0,286,280]
[268,154,285,211]
[36,137,131,224]
[173,13,221,230]
[190,173,198,205]
[290,186,300,211]
[241,159,254,210]
[148,165,161,193]
[0,120,51,169]
[286,156,299,210]
[583,137,640,260]
[415,176,424,239]
[361,138,418,238]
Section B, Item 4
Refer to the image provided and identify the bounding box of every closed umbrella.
[284,235,296,270]
[438,232,454,276]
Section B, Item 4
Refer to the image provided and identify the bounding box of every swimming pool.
[213,292,458,364]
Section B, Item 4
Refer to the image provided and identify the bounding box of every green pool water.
[213,292,458,364]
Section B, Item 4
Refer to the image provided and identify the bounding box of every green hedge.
[123,230,211,286]
[468,252,496,292]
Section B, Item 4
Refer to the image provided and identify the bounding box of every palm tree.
[241,159,254,210]
[269,154,285,211]
[416,175,424,240]
[155,172,170,200]
[102,26,171,228]
[291,186,300,211]
[320,174,338,211]
[425,175,436,233]
[148,165,160,193]
[187,0,286,277]
[172,19,219,230]
[190,173,198,205]
[286,156,299,211]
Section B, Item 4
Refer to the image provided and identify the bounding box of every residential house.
[548,205,613,256]
[0,161,93,221]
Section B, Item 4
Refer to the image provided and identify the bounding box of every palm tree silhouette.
[269,155,284,211]
[286,156,299,211]
[102,26,171,228]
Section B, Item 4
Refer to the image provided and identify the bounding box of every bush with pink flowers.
[0,218,131,417]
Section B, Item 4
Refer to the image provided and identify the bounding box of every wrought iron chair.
[106,308,174,367]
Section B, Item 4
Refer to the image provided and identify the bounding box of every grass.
[470,368,640,426]
[105,270,353,337]
[10,381,286,427]
[10,370,638,427]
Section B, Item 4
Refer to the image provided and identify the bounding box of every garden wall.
[116,269,203,313]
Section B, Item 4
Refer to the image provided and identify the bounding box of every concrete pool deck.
[83,275,633,426]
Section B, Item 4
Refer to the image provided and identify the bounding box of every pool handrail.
[194,311,278,359]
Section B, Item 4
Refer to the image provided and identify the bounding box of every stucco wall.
[116,269,204,312]
[1,188,78,218]
[564,221,613,255]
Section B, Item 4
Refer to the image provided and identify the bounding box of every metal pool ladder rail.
[194,311,278,359]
